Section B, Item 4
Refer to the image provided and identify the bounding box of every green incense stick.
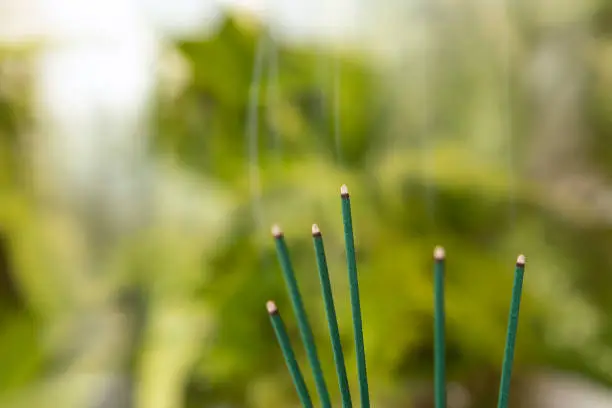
[496,254,526,408]
[267,301,314,408]
[433,246,446,408]
[312,224,352,408]
[272,225,332,408]
[340,185,370,408]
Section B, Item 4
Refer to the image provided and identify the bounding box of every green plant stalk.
[312,225,352,408]
[496,255,526,408]
[273,227,332,408]
[433,247,446,408]
[267,301,314,408]
[340,185,370,408]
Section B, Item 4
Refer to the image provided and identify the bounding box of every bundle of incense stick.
[265,185,527,408]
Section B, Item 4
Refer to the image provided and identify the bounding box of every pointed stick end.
[516,254,526,266]
[312,223,321,236]
[271,224,283,238]
[340,184,349,197]
[266,300,278,315]
[434,246,446,261]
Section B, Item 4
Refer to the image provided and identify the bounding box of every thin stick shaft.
[340,188,370,408]
[274,233,332,407]
[313,228,352,408]
[496,258,526,408]
[268,306,314,408]
[433,253,446,408]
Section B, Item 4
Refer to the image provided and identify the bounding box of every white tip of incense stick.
[266,300,278,314]
[340,184,349,196]
[312,224,321,235]
[434,246,446,260]
[271,224,283,237]
[516,254,526,266]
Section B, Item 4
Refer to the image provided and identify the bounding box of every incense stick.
[496,254,526,408]
[433,246,446,408]
[312,224,353,408]
[267,301,314,408]
[340,184,370,408]
[272,225,332,408]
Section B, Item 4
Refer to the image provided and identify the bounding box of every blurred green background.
[2,0,612,407]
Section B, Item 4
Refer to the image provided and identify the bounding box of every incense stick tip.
[340,184,349,197]
[311,224,321,236]
[266,300,278,314]
[271,224,283,238]
[516,254,526,266]
[433,246,446,260]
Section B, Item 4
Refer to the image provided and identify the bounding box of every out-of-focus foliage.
[3,3,612,408]
[0,49,44,400]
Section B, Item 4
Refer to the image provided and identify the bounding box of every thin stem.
[433,246,446,408]
[246,35,267,232]
[267,301,313,408]
[340,185,370,408]
[312,224,352,407]
[497,255,527,408]
[272,226,332,408]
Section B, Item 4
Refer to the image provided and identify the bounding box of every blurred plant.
[2,3,612,408]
